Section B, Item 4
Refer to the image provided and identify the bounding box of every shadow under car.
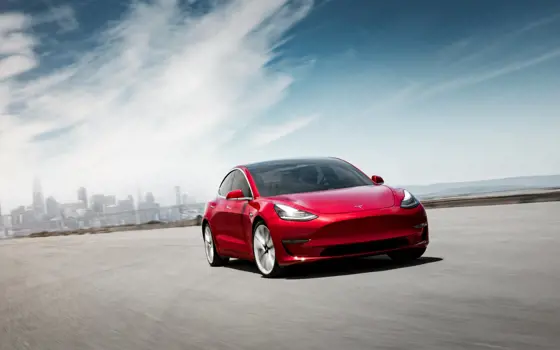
[224,255,443,279]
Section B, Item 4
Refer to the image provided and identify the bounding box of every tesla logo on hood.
[354,204,364,209]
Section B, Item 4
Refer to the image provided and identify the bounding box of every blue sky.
[1,0,559,208]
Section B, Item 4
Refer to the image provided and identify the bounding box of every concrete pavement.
[1,202,559,350]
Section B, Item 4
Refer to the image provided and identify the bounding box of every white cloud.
[0,12,28,33]
[250,114,318,146]
[0,13,37,81]
[0,0,315,209]
[0,55,37,80]
[417,47,560,100]
[32,4,79,32]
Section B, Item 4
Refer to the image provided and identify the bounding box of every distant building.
[102,196,136,225]
[46,196,60,218]
[90,194,117,213]
[10,206,25,227]
[78,187,88,209]
[32,178,45,216]
[126,195,135,209]
[90,194,105,213]
[105,195,116,206]
[118,197,135,212]
[59,201,86,218]
[21,206,38,229]
[182,193,189,205]
[175,186,181,206]
[104,204,119,215]
[137,192,160,223]
[1,215,10,237]
[137,203,160,223]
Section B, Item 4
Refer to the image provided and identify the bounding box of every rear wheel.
[203,225,229,266]
[387,247,426,263]
[253,222,283,278]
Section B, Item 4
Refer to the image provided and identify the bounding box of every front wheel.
[203,225,229,267]
[387,247,426,263]
[253,222,283,278]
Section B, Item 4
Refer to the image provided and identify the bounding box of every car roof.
[239,157,344,171]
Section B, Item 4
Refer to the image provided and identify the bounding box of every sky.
[1,0,560,209]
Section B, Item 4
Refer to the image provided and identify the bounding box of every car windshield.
[247,158,373,197]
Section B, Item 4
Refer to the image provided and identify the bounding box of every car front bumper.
[267,204,430,266]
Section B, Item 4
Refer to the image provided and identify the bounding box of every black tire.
[253,222,283,278]
[387,247,426,263]
[203,224,229,267]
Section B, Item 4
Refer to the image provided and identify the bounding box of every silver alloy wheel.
[204,226,214,264]
[253,224,276,275]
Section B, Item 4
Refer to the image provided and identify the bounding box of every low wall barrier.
[421,190,560,209]
[27,216,203,238]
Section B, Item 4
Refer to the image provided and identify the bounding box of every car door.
[210,170,235,252]
[225,169,254,257]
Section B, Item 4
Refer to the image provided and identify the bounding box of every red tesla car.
[202,157,429,277]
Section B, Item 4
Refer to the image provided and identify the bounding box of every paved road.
[1,202,559,350]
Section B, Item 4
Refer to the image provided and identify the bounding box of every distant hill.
[396,175,560,199]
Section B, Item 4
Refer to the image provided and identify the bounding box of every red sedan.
[202,157,429,277]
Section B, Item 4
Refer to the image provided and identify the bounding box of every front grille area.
[318,214,418,237]
[319,237,409,257]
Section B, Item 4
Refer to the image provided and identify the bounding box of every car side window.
[231,170,252,198]
[218,171,235,196]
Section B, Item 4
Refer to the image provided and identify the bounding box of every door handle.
[226,205,232,209]
[210,205,215,209]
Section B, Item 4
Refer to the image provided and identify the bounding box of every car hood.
[273,185,395,214]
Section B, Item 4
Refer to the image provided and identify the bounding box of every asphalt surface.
[1,202,559,350]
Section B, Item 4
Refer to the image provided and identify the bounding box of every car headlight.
[274,204,317,221]
[401,189,420,208]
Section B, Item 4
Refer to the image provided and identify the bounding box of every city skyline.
[0,179,194,214]
[0,178,200,237]
[1,0,560,209]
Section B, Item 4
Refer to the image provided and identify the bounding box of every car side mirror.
[371,175,384,185]
[225,189,245,200]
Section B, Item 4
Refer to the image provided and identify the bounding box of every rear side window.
[231,170,252,198]
[218,171,235,196]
